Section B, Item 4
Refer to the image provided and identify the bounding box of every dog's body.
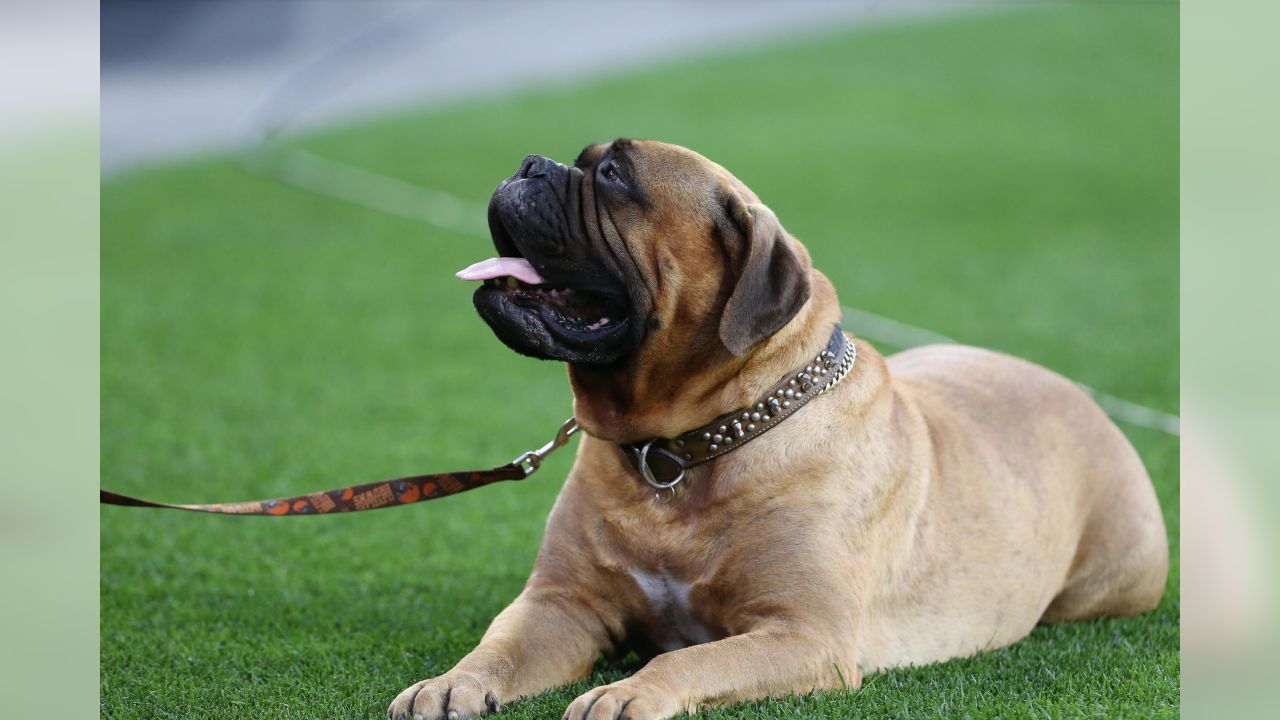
[391,141,1167,720]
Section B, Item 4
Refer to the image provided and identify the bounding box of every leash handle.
[100,417,578,516]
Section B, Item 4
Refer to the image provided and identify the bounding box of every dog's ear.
[718,192,811,357]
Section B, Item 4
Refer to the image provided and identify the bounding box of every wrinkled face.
[463,139,810,369]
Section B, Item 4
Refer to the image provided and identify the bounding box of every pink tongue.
[455,257,546,285]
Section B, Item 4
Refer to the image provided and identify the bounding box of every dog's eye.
[600,161,624,186]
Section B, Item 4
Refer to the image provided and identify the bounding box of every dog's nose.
[517,154,559,179]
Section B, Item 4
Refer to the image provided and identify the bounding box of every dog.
[388,139,1168,720]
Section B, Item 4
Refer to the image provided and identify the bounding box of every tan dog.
[388,140,1168,720]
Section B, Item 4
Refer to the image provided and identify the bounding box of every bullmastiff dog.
[388,139,1168,720]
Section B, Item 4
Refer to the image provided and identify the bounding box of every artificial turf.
[101,3,1178,718]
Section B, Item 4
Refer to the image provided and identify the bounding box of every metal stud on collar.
[816,340,856,397]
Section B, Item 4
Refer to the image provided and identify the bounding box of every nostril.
[519,154,549,179]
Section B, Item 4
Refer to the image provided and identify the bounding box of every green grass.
[102,3,1178,718]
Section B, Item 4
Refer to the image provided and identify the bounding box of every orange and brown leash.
[100,418,578,516]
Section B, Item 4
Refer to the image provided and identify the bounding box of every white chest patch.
[628,568,713,651]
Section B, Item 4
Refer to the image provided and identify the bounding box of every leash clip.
[513,417,580,477]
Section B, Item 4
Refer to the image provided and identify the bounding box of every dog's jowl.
[390,140,1168,720]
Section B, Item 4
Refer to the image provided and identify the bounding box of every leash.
[102,327,852,512]
[100,418,578,516]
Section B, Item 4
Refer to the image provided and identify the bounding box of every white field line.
[249,147,489,237]
[841,307,1181,436]
[244,146,1180,437]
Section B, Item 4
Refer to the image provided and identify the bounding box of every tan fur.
[389,141,1168,720]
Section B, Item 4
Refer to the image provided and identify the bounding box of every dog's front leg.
[389,588,612,720]
[562,621,857,720]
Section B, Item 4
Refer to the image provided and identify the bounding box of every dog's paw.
[562,681,678,720]
[388,672,501,720]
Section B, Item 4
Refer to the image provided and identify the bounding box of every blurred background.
[101,0,952,171]
[82,1,1240,718]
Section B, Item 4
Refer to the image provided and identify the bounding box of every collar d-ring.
[634,440,686,502]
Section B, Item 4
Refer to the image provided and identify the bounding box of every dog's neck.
[568,272,844,443]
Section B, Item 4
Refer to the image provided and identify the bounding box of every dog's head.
[462,139,817,438]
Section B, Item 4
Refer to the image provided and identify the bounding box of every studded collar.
[620,325,855,501]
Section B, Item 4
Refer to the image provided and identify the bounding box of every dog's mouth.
[461,157,640,366]
[458,232,634,366]
[460,256,628,340]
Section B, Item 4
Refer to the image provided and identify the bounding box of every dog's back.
[853,344,1167,670]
